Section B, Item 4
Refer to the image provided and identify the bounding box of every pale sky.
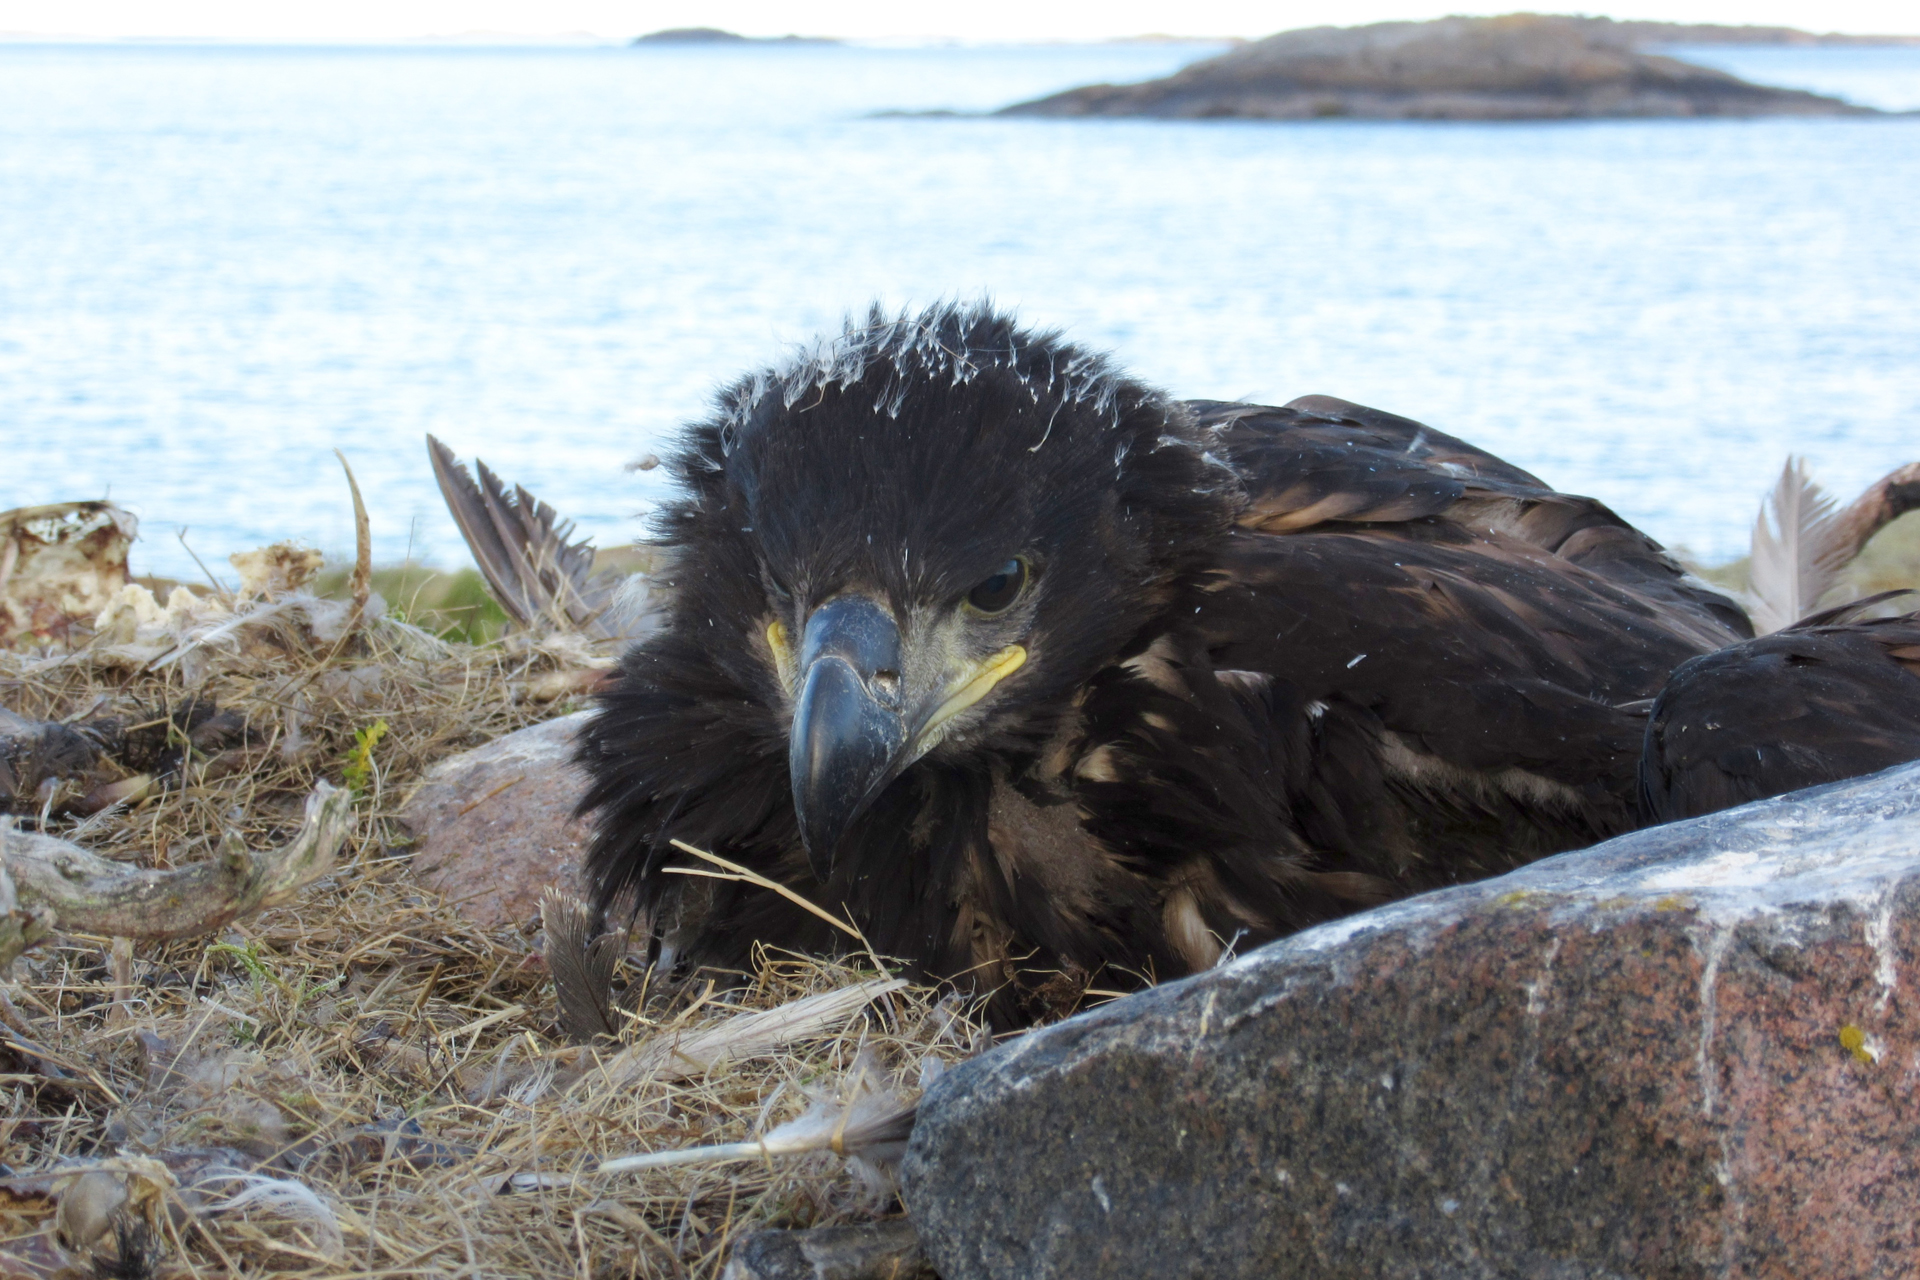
[3,0,1918,42]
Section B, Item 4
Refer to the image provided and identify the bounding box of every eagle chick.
[578,303,1889,1025]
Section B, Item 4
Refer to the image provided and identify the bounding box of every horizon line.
[0,32,1245,46]
[6,16,1920,45]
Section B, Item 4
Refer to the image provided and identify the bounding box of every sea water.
[0,40,1916,577]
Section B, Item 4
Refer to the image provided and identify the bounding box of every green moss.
[207,938,272,986]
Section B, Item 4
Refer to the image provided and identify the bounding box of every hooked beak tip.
[788,598,909,879]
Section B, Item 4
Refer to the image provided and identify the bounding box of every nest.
[0,553,972,1278]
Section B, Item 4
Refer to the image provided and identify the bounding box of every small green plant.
[206,938,272,987]
[343,718,390,797]
[313,563,513,642]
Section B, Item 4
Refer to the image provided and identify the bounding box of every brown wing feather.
[426,434,614,632]
[539,890,627,1044]
[1191,397,1753,648]
[1194,528,1676,766]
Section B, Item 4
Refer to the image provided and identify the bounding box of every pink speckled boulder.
[904,761,1920,1280]
[400,711,593,930]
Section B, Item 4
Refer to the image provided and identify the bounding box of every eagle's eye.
[965,557,1030,615]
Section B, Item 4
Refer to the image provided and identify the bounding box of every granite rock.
[399,711,593,929]
[903,760,1920,1279]
[1003,15,1872,120]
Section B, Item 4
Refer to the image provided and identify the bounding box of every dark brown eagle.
[577,303,1920,1025]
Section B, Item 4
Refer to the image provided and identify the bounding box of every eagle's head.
[648,304,1236,877]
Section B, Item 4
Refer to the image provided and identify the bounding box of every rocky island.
[632,26,836,46]
[1002,14,1880,120]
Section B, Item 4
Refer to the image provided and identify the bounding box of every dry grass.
[1,573,969,1279]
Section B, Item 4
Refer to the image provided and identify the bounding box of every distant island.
[1001,15,1893,120]
[1575,18,1919,47]
[632,27,837,46]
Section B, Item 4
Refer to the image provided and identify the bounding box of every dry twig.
[0,785,352,965]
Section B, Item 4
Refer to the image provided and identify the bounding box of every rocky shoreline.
[1002,15,1880,121]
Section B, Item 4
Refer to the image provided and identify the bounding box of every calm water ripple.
[1,42,1916,577]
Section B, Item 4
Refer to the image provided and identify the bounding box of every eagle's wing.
[1194,396,1754,650]
[1640,614,1920,822]
[1077,398,1759,908]
[1188,394,1551,497]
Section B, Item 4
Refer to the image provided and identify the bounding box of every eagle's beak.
[788,595,1030,880]
[789,595,910,879]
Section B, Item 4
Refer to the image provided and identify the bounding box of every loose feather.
[1748,456,1848,634]
[540,890,627,1044]
[584,977,910,1092]
[204,1175,345,1261]
[426,435,619,634]
[598,1048,925,1175]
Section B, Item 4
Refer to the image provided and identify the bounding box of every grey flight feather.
[1748,457,1846,635]
[426,434,614,634]
[1749,457,1920,635]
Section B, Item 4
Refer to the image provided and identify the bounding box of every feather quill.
[1748,457,1849,634]
[589,977,910,1091]
[598,1048,930,1175]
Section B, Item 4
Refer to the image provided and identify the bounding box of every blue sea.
[1,40,1917,578]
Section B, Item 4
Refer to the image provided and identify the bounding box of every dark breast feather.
[581,634,1184,1024]
[578,633,797,908]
